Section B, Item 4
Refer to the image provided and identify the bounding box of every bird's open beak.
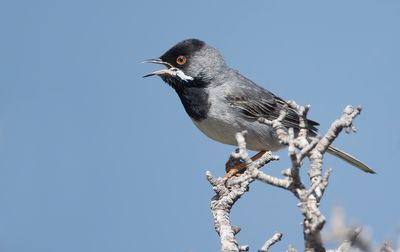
[142,58,174,78]
[142,58,194,82]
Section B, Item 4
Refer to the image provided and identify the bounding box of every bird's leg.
[224,150,267,179]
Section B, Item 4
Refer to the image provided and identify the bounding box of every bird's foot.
[224,150,267,180]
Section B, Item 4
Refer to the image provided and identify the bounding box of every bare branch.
[314,106,361,155]
[231,131,252,164]
[336,227,362,252]
[258,104,290,145]
[380,242,395,252]
[259,232,283,252]
[207,104,364,252]
[260,104,363,252]
[207,131,278,251]
[323,207,374,252]
[255,171,290,189]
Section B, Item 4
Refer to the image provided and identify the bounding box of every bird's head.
[143,39,226,89]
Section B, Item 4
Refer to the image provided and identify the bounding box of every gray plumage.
[143,38,375,174]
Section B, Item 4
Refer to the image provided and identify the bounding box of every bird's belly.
[191,116,284,152]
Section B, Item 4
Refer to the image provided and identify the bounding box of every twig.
[259,232,283,252]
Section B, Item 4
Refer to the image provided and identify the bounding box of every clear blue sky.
[1,1,399,251]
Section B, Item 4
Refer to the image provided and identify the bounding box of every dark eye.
[176,55,187,65]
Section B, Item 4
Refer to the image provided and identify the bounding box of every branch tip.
[259,232,283,252]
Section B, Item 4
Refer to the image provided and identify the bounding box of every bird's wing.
[224,74,319,133]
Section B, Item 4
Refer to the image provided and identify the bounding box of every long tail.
[327,146,376,174]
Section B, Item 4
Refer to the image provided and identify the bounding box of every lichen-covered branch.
[207,104,366,252]
[206,132,278,252]
[259,232,283,252]
[260,103,366,252]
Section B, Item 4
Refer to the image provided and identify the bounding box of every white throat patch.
[171,68,194,82]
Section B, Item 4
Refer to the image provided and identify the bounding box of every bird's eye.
[176,55,187,65]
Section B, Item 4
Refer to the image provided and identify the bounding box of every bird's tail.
[327,146,376,174]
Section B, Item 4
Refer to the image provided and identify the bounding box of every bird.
[143,38,375,175]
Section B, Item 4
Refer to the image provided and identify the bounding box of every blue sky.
[1,0,399,251]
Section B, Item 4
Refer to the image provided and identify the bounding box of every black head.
[160,39,206,69]
[143,39,227,89]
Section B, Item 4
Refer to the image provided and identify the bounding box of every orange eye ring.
[176,55,187,65]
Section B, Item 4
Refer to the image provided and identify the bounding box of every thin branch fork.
[207,131,279,252]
